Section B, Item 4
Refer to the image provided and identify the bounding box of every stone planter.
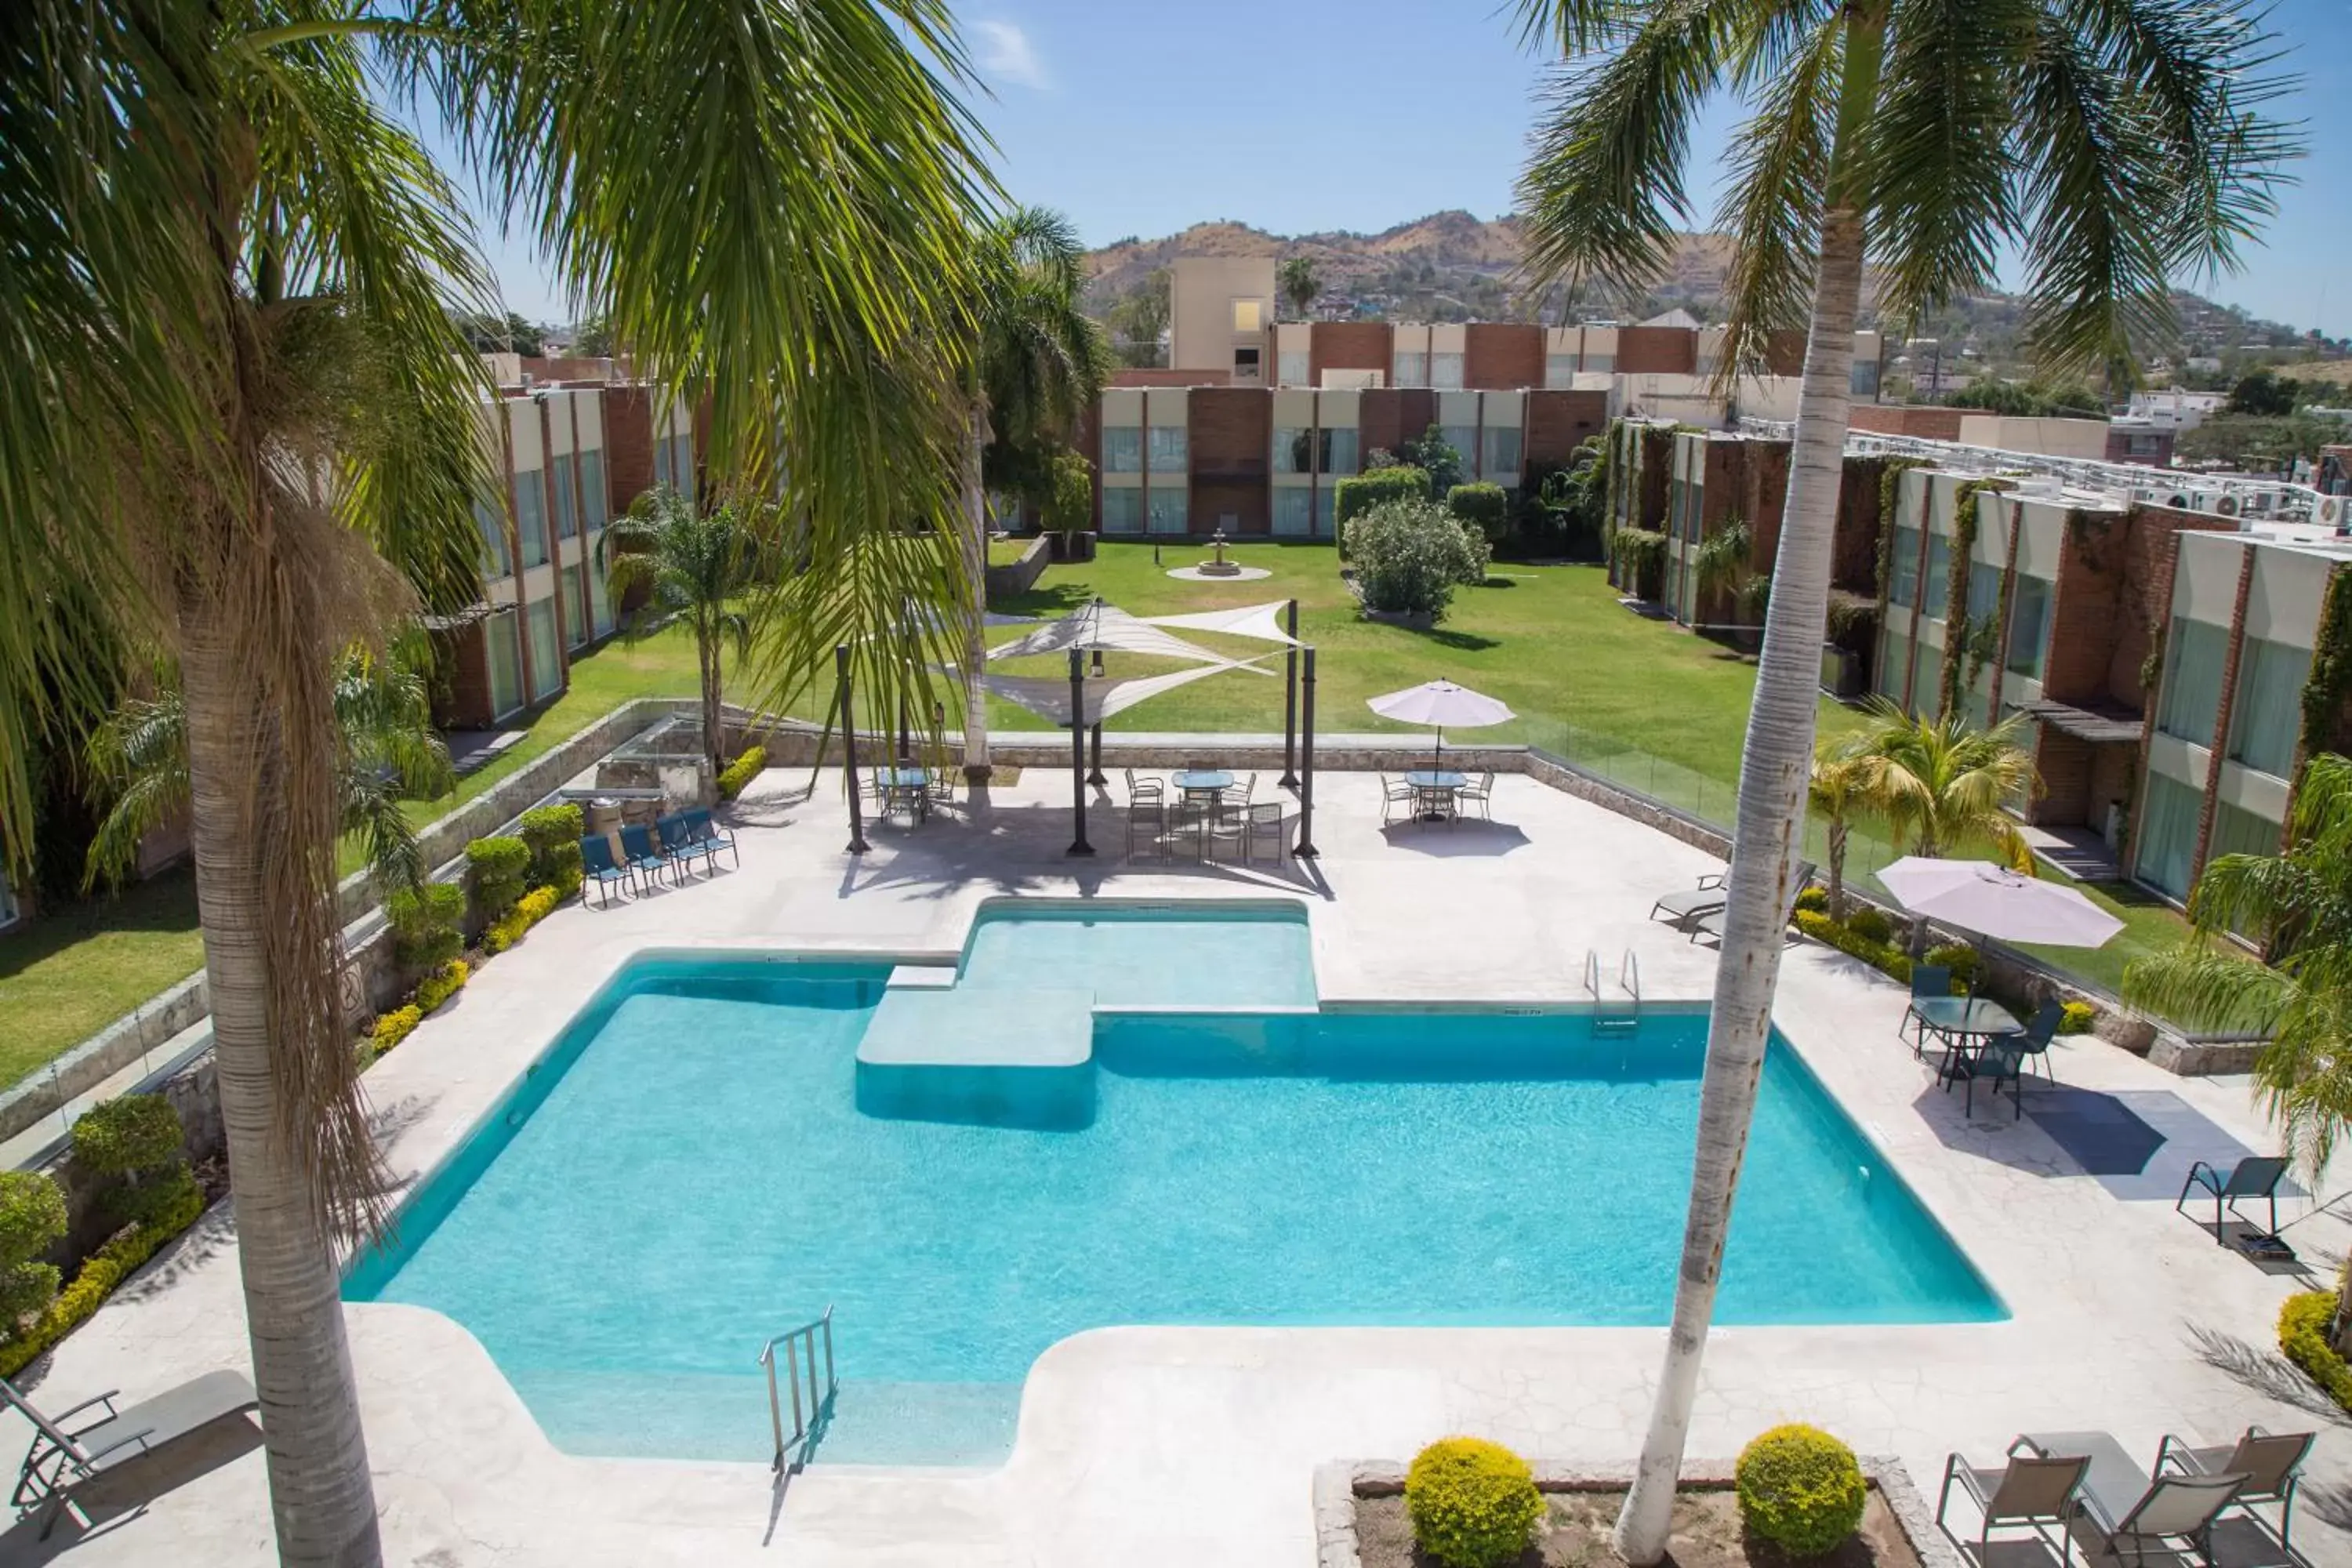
[1820,642,1865,699]
[1047,529,1097,563]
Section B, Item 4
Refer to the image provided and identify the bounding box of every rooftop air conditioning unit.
[2318,495,2347,530]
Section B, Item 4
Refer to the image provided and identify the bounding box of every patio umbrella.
[1874,856,2124,947]
[1367,680,1515,771]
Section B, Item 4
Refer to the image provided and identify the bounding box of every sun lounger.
[2158,1425,2311,1552]
[1937,1440,2086,1565]
[1648,869,1727,926]
[1685,861,1816,945]
[4,1370,257,1538]
[2021,1429,2247,1567]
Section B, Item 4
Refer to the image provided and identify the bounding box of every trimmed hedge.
[1446,482,1511,543]
[1405,1437,1544,1568]
[370,1004,423,1057]
[71,1094,182,1177]
[0,1176,207,1377]
[717,745,767,802]
[415,959,469,1014]
[1612,527,1668,601]
[1334,466,1432,557]
[385,881,466,973]
[0,1173,67,1334]
[1795,909,1915,985]
[1846,906,1895,946]
[2280,1291,2352,1410]
[1922,942,1980,992]
[465,835,531,925]
[1737,1425,1867,1558]
[485,884,560,956]
[518,804,585,902]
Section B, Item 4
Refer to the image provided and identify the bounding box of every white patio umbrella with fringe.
[1366,680,1515,771]
[1874,856,2124,947]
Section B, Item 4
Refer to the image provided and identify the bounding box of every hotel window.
[2212,800,2281,862]
[1910,644,1942,720]
[1392,351,1427,388]
[1430,353,1465,390]
[1233,347,1261,380]
[1440,426,1477,477]
[1889,525,1921,608]
[1966,562,2000,626]
[476,498,511,578]
[1482,426,1522,477]
[562,564,587,648]
[1100,487,1143,534]
[526,596,562,701]
[1544,354,1576,389]
[1877,633,1914,703]
[1145,488,1189,534]
[588,551,614,637]
[1273,488,1313,537]
[1315,488,1336,535]
[2134,771,2201,899]
[1278,350,1309,386]
[1147,424,1189,472]
[1274,427,1313,474]
[2229,637,2311,778]
[515,470,550,568]
[1922,533,1951,615]
[2157,616,2230,746]
[551,452,579,539]
[485,610,524,717]
[652,435,672,491]
[2005,574,2052,681]
[1232,299,1262,332]
[1102,426,1142,473]
[670,432,694,489]
[578,448,608,532]
[1318,427,1359,475]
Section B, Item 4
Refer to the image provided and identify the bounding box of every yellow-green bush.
[1794,909,1914,985]
[1922,942,1980,991]
[72,1093,193,1227]
[372,1004,423,1054]
[2059,1000,2097,1036]
[1846,906,1895,946]
[0,1173,67,1337]
[2280,1292,2352,1410]
[1736,1425,1867,1558]
[717,745,768,801]
[1795,886,1829,915]
[1404,1437,1544,1568]
[0,1176,208,1377]
[464,834,531,925]
[415,959,469,1014]
[484,884,559,954]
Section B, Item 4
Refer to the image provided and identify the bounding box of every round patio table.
[1170,769,1234,798]
[1911,995,2021,1042]
[882,767,929,788]
[1403,769,1467,823]
[880,765,931,822]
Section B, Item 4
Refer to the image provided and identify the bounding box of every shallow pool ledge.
[855,985,1098,1129]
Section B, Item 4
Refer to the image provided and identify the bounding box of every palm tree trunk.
[1827,815,1848,922]
[959,401,993,781]
[1613,13,1884,1563]
[183,613,383,1568]
[699,624,724,787]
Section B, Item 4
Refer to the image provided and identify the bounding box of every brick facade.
[1464,324,1543,390]
[1187,387,1271,535]
[1109,368,1232,388]
[1523,390,1610,468]
[1847,404,1966,441]
[1308,321,1390,386]
[1615,326,1697,376]
[433,619,498,731]
[1357,389,1437,462]
[1762,330,1807,377]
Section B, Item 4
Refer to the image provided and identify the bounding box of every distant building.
[2125,390,2226,432]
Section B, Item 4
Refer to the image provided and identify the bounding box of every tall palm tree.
[1514,2,2291,1557]
[956,207,1110,779]
[3,4,989,1562]
[1854,702,2037,865]
[84,644,454,896]
[600,488,766,783]
[1808,734,1875,921]
[1279,256,1321,319]
[2126,753,2352,1347]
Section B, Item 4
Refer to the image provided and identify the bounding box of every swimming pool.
[346,905,1999,1467]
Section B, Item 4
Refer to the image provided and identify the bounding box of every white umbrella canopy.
[1367,680,1515,770]
[1874,856,2125,948]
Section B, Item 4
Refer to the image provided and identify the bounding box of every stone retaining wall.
[983,536,1051,599]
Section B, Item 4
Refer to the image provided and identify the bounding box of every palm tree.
[1279,256,1321,319]
[1808,735,1875,922]
[85,644,454,896]
[1513,2,2291,1557]
[2126,753,2352,1346]
[956,207,1111,779]
[3,4,988,1561]
[1853,702,2038,866]
[600,488,765,783]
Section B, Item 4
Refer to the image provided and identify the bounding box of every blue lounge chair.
[618,823,673,887]
[580,836,634,907]
[655,814,714,879]
[2177,1154,2289,1242]
[680,808,738,869]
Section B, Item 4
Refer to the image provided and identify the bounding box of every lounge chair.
[1936,1442,2087,1566]
[618,823,673,887]
[4,1370,258,1539]
[2176,1155,2289,1243]
[1686,862,1817,946]
[1648,869,1729,927]
[2158,1425,2312,1552]
[1901,964,1951,1055]
[580,836,634,907]
[678,808,738,870]
[2020,1430,2249,1568]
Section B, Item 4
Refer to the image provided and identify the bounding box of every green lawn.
[0,867,205,1085]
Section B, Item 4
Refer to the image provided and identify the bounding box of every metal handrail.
[1620,949,1641,1010]
[756,1307,837,1472]
[1582,948,1600,1003]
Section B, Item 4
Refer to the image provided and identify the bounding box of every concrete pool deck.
[5,768,2347,1566]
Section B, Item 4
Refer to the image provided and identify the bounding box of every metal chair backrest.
[0,1377,89,1463]
[1911,964,1951,1000]
[619,824,656,860]
[2223,1428,2313,1495]
[680,808,712,840]
[2226,1156,2290,1198]
[2115,1473,2245,1541]
[1985,1453,2086,1522]
[582,837,617,873]
[1249,801,1284,826]
[2023,997,2066,1047]
[653,813,688,849]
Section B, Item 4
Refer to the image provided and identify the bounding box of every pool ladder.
[1584,948,1641,1035]
[757,1306,837,1472]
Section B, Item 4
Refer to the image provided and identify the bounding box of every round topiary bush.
[1405,1436,1544,1568]
[1736,1424,1867,1558]
[1846,906,1894,946]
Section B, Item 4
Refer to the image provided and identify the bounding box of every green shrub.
[414,959,470,1014]
[0,1172,67,1337]
[1446,482,1511,543]
[517,803,586,887]
[71,1094,183,1178]
[1846,906,1894,946]
[1349,498,1488,622]
[384,881,466,973]
[1736,1425,1867,1559]
[2059,1000,2096,1035]
[1795,886,1829,914]
[0,1174,206,1375]
[2280,1292,2352,1410]
[1794,909,1914,985]
[465,836,531,925]
[717,745,768,801]
[371,1004,423,1055]
[1334,466,1432,557]
[1923,942,1980,991]
[1612,527,1668,601]
[485,884,560,955]
[1405,1437,1544,1568]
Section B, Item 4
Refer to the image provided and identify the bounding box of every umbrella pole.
[1294,647,1319,858]
[1066,648,1094,856]
[1279,598,1299,789]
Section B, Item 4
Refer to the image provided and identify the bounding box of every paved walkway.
[2,768,2344,1566]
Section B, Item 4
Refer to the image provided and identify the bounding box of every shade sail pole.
[1294,646,1319,858]
[1279,599,1299,789]
[1067,648,1094,856]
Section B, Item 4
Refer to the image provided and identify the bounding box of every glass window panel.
[515,470,550,568]
[1100,487,1143,534]
[2229,637,2310,777]
[526,596,562,702]
[1315,488,1336,535]
[1544,354,1575,390]
[2212,800,2280,862]
[1911,643,1942,719]
[1392,352,1426,388]
[1273,427,1312,474]
[588,549,614,637]
[1439,426,1476,476]
[1878,632,1914,702]
[1272,488,1313,537]
[1966,562,2000,623]
[2158,616,2230,746]
[1277,350,1308,386]
[563,564,587,647]
[1102,427,1142,473]
[1145,487,1188,534]
[1430,353,1465,390]
[551,453,578,539]
[2005,575,2052,680]
[1147,425,1188,472]
[1483,426,1522,477]
[1319,427,1359,476]
[485,610,523,717]
[578,448,608,532]
[1923,532,1951,615]
[1231,299,1261,332]
[672,433,693,489]
[476,498,511,579]
[2135,771,2201,899]
[652,436,671,491]
[1889,525,1921,608]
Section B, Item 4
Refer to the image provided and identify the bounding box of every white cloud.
[972,20,1050,91]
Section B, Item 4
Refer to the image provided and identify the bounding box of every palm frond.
[1710,14,1839,383]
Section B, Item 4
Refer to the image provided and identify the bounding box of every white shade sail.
[987,604,1230,666]
[1874,856,2124,948]
[1366,680,1515,729]
[973,662,1255,728]
[1142,601,1305,647]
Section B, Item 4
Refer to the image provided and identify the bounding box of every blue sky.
[455,0,2352,338]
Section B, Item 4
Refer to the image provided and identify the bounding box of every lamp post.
[1294,646,1318,858]
[1279,598,1299,789]
[1067,647,1094,856]
[837,644,868,854]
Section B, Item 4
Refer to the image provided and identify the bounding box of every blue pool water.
[347,908,1999,1467]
